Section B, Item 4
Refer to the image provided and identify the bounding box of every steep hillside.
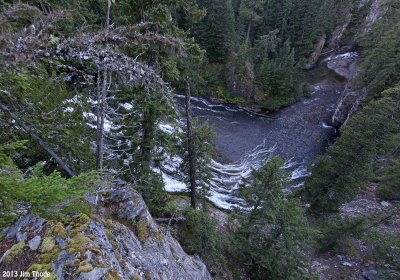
[0,189,212,280]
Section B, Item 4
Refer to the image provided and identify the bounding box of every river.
[158,57,348,209]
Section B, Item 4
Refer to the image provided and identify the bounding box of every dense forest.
[0,0,399,279]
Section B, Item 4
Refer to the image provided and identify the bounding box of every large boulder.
[0,188,212,280]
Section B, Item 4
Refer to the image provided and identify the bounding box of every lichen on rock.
[40,236,56,252]
[0,188,212,280]
[75,262,94,275]
[1,241,25,264]
[50,222,67,238]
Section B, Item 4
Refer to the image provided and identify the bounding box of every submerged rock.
[0,188,212,280]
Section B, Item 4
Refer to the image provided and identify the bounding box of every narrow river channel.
[159,56,349,209]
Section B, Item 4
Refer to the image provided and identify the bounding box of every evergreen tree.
[255,39,300,110]
[356,2,400,98]
[192,0,235,63]
[178,120,216,207]
[238,0,266,43]
[233,157,315,279]
[302,86,400,212]
[0,69,94,174]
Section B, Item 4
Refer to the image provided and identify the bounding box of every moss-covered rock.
[75,262,93,275]
[68,232,91,256]
[50,222,67,238]
[135,220,150,243]
[27,263,51,273]
[40,236,56,252]
[105,219,116,230]
[2,241,25,264]
[104,269,122,280]
[40,247,61,263]
[76,213,90,225]
[0,189,213,280]
[26,263,57,279]
[70,213,91,235]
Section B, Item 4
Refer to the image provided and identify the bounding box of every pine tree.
[357,2,400,98]
[238,0,266,43]
[233,157,315,279]
[179,119,216,208]
[255,39,300,110]
[302,86,400,212]
[192,0,235,63]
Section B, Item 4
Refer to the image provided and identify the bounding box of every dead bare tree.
[106,0,111,29]
[185,77,197,209]
[96,69,108,171]
[0,3,184,176]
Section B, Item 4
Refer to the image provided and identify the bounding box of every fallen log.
[0,101,76,177]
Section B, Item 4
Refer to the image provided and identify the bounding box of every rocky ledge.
[0,189,212,280]
[326,52,368,128]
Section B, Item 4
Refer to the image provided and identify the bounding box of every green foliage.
[137,171,168,217]
[316,215,368,253]
[111,86,174,178]
[340,0,373,45]
[303,86,400,212]
[32,0,105,29]
[232,158,316,279]
[192,0,235,63]
[0,70,94,173]
[178,208,226,266]
[178,120,216,204]
[376,163,400,201]
[364,230,400,272]
[356,2,400,98]
[0,2,42,32]
[238,0,265,42]
[255,39,302,110]
[113,0,203,27]
[0,143,97,229]
[253,0,344,60]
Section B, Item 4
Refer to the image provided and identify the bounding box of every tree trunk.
[96,68,107,171]
[185,77,197,209]
[139,53,158,172]
[0,101,76,177]
[106,0,111,30]
[140,106,155,172]
[246,22,252,43]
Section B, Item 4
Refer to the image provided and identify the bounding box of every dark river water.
[159,60,346,209]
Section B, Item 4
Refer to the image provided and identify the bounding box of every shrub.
[0,142,97,228]
[137,171,168,217]
[178,208,225,266]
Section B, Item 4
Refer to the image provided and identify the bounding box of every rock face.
[361,0,389,34]
[329,0,390,128]
[0,189,212,280]
[326,52,367,127]
[304,35,327,70]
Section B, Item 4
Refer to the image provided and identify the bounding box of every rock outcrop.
[328,0,390,128]
[326,52,367,127]
[0,189,212,280]
[303,35,327,70]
